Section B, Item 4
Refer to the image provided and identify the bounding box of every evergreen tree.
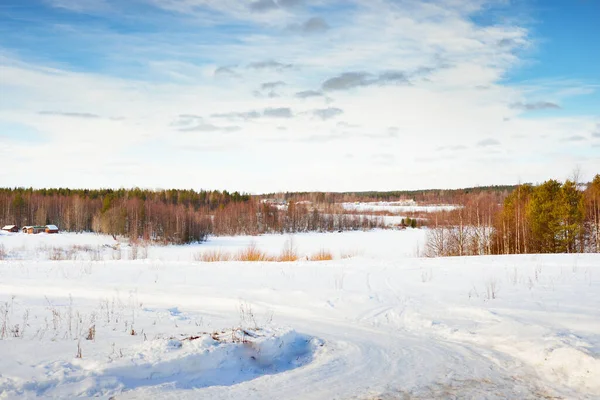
[527,180,563,253]
[586,174,600,252]
[560,180,584,253]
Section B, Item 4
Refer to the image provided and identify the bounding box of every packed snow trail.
[0,232,599,399]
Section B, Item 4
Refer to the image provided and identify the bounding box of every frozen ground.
[341,202,459,214]
[0,231,599,399]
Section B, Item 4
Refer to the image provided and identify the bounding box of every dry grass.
[310,249,334,261]
[193,244,337,263]
[236,244,275,262]
[340,249,363,259]
[195,249,231,262]
[278,249,299,262]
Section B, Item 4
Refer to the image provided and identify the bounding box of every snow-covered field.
[0,231,599,399]
[341,202,459,214]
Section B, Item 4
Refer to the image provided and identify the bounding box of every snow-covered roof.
[2,225,16,230]
[46,225,59,230]
[22,226,33,229]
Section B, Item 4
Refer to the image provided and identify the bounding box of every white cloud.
[1,0,598,191]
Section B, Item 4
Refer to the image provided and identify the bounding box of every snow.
[0,231,599,399]
[46,225,59,231]
[341,202,460,213]
[0,230,427,261]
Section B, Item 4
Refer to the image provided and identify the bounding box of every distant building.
[1,225,18,233]
[261,198,287,206]
[397,199,417,206]
[45,225,59,234]
[22,226,46,234]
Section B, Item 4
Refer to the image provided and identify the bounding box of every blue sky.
[0,0,598,191]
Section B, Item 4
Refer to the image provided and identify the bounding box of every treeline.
[264,185,518,205]
[0,188,384,243]
[425,175,600,256]
[212,202,384,236]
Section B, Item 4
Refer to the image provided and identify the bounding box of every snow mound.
[0,328,322,398]
[540,345,600,393]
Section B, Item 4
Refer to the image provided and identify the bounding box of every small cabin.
[2,225,19,233]
[45,225,59,234]
[22,226,47,234]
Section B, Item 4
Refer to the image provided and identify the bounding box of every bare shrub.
[20,309,29,338]
[340,249,362,259]
[424,227,450,257]
[140,243,149,259]
[485,279,499,300]
[509,267,518,285]
[425,224,493,258]
[130,243,138,260]
[90,246,102,262]
[239,302,258,330]
[112,247,122,260]
[0,244,6,260]
[310,249,334,261]
[82,262,93,275]
[236,243,274,262]
[0,298,13,339]
[65,247,77,261]
[194,249,230,262]
[49,247,66,261]
[468,285,480,299]
[534,264,542,281]
[86,324,96,341]
[76,341,82,358]
[421,269,433,283]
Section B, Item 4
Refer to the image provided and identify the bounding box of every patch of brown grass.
[195,249,230,262]
[278,249,299,262]
[236,244,274,262]
[310,249,334,261]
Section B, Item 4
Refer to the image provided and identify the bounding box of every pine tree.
[560,180,584,253]
[527,180,562,253]
[587,174,600,252]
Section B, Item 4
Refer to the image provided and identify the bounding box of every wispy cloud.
[214,66,238,77]
[179,123,240,133]
[287,17,330,34]
[38,111,102,119]
[247,60,294,71]
[249,0,278,13]
[562,135,586,142]
[322,70,410,91]
[477,138,501,147]
[263,107,293,118]
[212,107,293,120]
[322,72,371,91]
[261,81,286,90]
[295,90,323,98]
[312,107,343,120]
[510,101,561,111]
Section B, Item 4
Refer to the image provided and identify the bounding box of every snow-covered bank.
[0,231,599,399]
[341,202,460,214]
[0,229,428,262]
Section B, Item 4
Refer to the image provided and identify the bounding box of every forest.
[424,175,600,256]
[263,184,518,205]
[0,188,384,243]
[2,176,598,255]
